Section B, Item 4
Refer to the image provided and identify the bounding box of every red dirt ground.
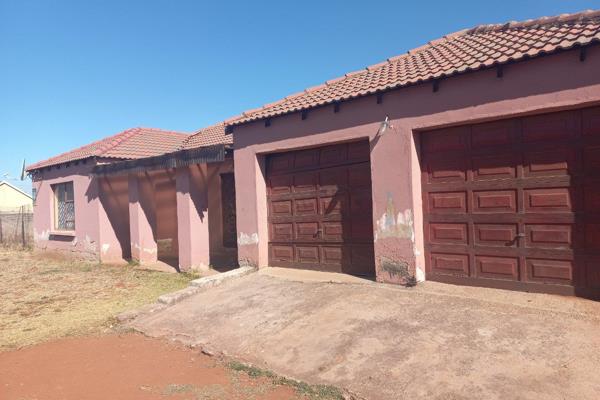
[0,333,300,400]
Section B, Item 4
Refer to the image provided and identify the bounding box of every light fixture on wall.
[377,116,391,136]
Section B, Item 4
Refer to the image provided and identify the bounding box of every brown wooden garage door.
[421,106,600,298]
[266,141,375,276]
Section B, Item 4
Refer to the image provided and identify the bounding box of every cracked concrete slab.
[128,271,600,400]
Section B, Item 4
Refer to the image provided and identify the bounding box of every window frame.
[52,181,76,232]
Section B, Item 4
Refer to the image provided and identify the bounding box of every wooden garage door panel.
[584,185,600,211]
[525,224,573,248]
[320,195,346,216]
[427,158,467,183]
[268,153,294,174]
[269,175,292,195]
[428,223,468,244]
[267,141,375,276]
[522,112,577,143]
[524,149,576,177]
[473,190,517,213]
[422,126,468,153]
[527,258,573,284]
[270,200,292,217]
[271,223,293,241]
[474,224,518,247]
[319,168,347,191]
[524,188,572,212]
[422,107,599,297]
[430,253,469,276]
[472,154,516,180]
[476,256,519,280]
[471,120,516,149]
[586,258,600,288]
[428,192,467,214]
[294,149,319,169]
[583,146,600,172]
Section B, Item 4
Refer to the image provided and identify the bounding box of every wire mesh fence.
[0,205,33,248]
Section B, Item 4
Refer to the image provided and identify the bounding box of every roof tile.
[229,10,600,125]
[179,123,233,150]
[27,128,188,171]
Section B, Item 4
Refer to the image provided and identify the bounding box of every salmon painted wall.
[31,160,125,262]
[233,45,600,284]
[128,170,178,264]
[98,175,131,261]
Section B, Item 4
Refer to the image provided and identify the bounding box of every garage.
[266,140,375,276]
[421,106,600,296]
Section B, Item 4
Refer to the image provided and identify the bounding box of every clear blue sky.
[1,0,598,191]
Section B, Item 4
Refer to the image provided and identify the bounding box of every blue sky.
[1,0,598,191]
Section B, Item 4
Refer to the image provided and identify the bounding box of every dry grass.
[0,248,197,350]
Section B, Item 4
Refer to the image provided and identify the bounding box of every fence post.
[21,206,26,248]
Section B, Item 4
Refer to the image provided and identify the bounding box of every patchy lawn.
[0,250,347,399]
[0,248,195,350]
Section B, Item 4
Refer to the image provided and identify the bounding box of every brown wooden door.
[421,106,600,298]
[266,141,375,276]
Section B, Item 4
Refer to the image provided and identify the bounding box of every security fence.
[0,205,33,247]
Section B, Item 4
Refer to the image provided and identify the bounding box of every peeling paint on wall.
[238,257,257,268]
[132,243,158,255]
[415,266,425,282]
[34,229,50,242]
[374,193,414,242]
[83,235,97,253]
[237,232,259,246]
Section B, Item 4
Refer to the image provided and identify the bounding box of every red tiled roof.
[229,10,600,125]
[27,127,189,171]
[180,123,232,150]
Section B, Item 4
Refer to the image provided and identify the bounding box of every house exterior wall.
[176,160,237,270]
[0,184,32,211]
[31,157,237,268]
[233,45,600,284]
[98,175,131,261]
[31,161,124,261]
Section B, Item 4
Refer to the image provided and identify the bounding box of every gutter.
[91,144,226,177]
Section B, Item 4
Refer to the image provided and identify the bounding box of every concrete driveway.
[129,268,600,400]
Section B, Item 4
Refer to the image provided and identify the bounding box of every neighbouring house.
[0,181,32,211]
[26,125,236,270]
[26,11,600,299]
[226,10,600,298]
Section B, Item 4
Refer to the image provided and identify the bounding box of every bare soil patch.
[0,333,302,400]
[0,249,196,349]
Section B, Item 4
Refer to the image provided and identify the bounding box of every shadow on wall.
[97,176,131,260]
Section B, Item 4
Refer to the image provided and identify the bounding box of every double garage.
[262,105,600,297]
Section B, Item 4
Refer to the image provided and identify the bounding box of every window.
[53,182,75,231]
[220,173,237,248]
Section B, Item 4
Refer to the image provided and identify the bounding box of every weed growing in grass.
[227,361,345,400]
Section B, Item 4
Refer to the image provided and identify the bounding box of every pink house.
[27,11,600,298]
[227,11,600,298]
[27,124,236,271]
